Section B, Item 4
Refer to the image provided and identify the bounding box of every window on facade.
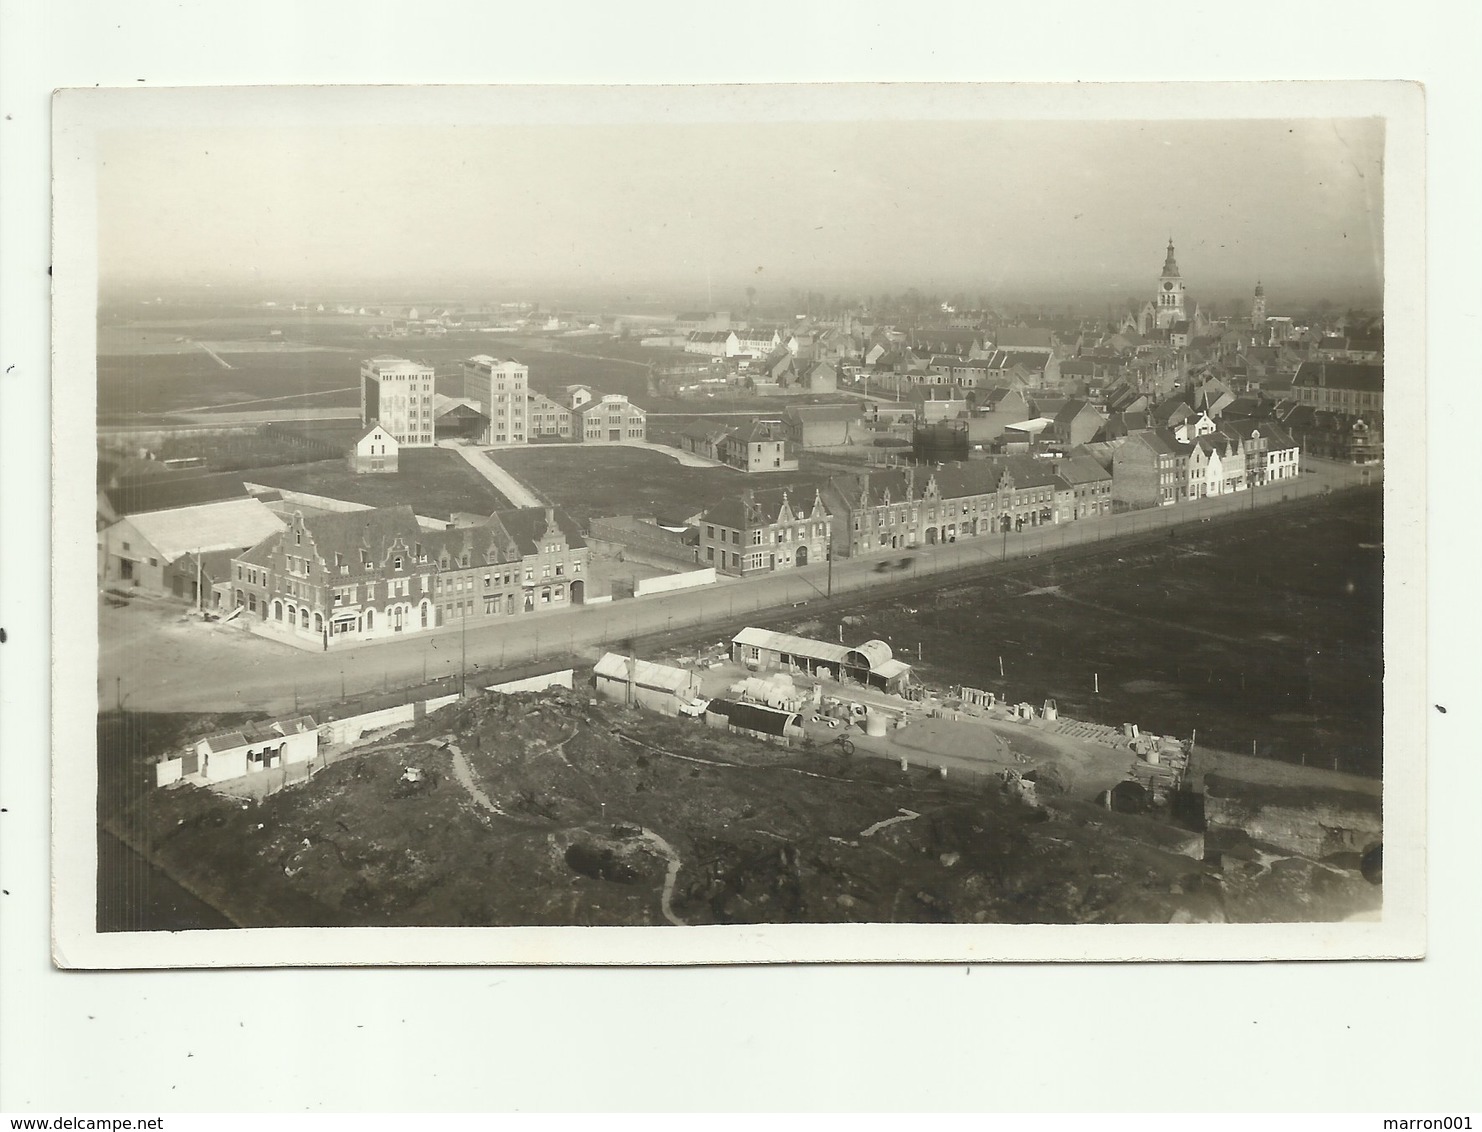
[750,530,764,546]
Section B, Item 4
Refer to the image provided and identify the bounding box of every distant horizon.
[97,116,1384,311]
[97,275,1384,323]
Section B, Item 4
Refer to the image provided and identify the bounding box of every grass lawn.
[245,447,511,518]
[494,445,831,527]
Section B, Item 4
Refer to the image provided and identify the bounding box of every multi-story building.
[1111,429,1194,509]
[696,487,832,576]
[425,506,588,624]
[1290,361,1384,419]
[233,505,434,645]
[1187,434,1246,498]
[719,419,797,473]
[577,394,647,443]
[527,389,575,440]
[361,356,435,447]
[1053,453,1114,521]
[462,354,530,445]
[231,504,589,648]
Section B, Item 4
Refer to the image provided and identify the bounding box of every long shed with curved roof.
[730,626,912,693]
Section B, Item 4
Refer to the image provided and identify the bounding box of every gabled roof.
[1054,399,1097,426]
[197,715,318,754]
[354,423,397,444]
[978,386,1025,408]
[735,419,791,444]
[986,350,1051,371]
[492,506,587,553]
[171,547,241,585]
[422,517,521,567]
[1293,361,1384,393]
[699,486,823,530]
[263,505,422,573]
[122,497,287,563]
[593,653,698,693]
[1127,428,1193,458]
[929,461,1007,499]
[1056,454,1113,486]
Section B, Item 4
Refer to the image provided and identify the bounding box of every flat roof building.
[361,356,435,447]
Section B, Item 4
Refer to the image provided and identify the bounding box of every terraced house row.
[694,454,1116,577]
[230,504,587,648]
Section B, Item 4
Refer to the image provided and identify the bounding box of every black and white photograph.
[50,82,1425,968]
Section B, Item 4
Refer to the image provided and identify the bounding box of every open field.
[98,349,364,419]
[493,444,831,526]
[97,313,864,421]
[771,489,1384,777]
[244,446,513,517]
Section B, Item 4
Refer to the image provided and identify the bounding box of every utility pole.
[460,599,467,696]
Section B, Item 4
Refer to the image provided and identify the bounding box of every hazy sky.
[98,117,1384,303]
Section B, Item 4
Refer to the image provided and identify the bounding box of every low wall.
[243,483,374,514]
[321,703,416,746]
[485,669,575,695]
[155,758,183,787]
[635,567,716,597]
[588,517,700,570]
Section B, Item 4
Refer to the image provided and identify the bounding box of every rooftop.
[123,497,287,563]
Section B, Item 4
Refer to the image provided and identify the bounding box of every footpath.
[439,439,544,507]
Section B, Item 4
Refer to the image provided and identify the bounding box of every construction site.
[104,613,1381,928]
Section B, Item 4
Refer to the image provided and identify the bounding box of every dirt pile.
[108,685,1382,929]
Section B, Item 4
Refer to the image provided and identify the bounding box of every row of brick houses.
[695,488,833,576]
[230,504,587,648]
[693,454,1115,577]
[1107,420,1300,509]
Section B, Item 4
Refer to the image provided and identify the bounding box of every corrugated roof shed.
[593,653,696,694]
[733,626,853,666]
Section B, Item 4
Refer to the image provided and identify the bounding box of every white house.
[194,716,319,784]
[348,424,400,474]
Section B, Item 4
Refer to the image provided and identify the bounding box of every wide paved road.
[100,459,1377,715]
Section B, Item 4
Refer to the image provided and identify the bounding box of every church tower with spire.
[1153,238,1187,330]
[1251,280,1267,331]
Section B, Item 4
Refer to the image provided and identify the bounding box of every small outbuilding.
[349,424,400,473]
[593,652,703,716]
[193,715,319,784]
[703,698,804,741]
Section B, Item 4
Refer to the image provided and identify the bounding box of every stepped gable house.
[233,505,432,645]
[696,487,832,576]
[231,504,588,647]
